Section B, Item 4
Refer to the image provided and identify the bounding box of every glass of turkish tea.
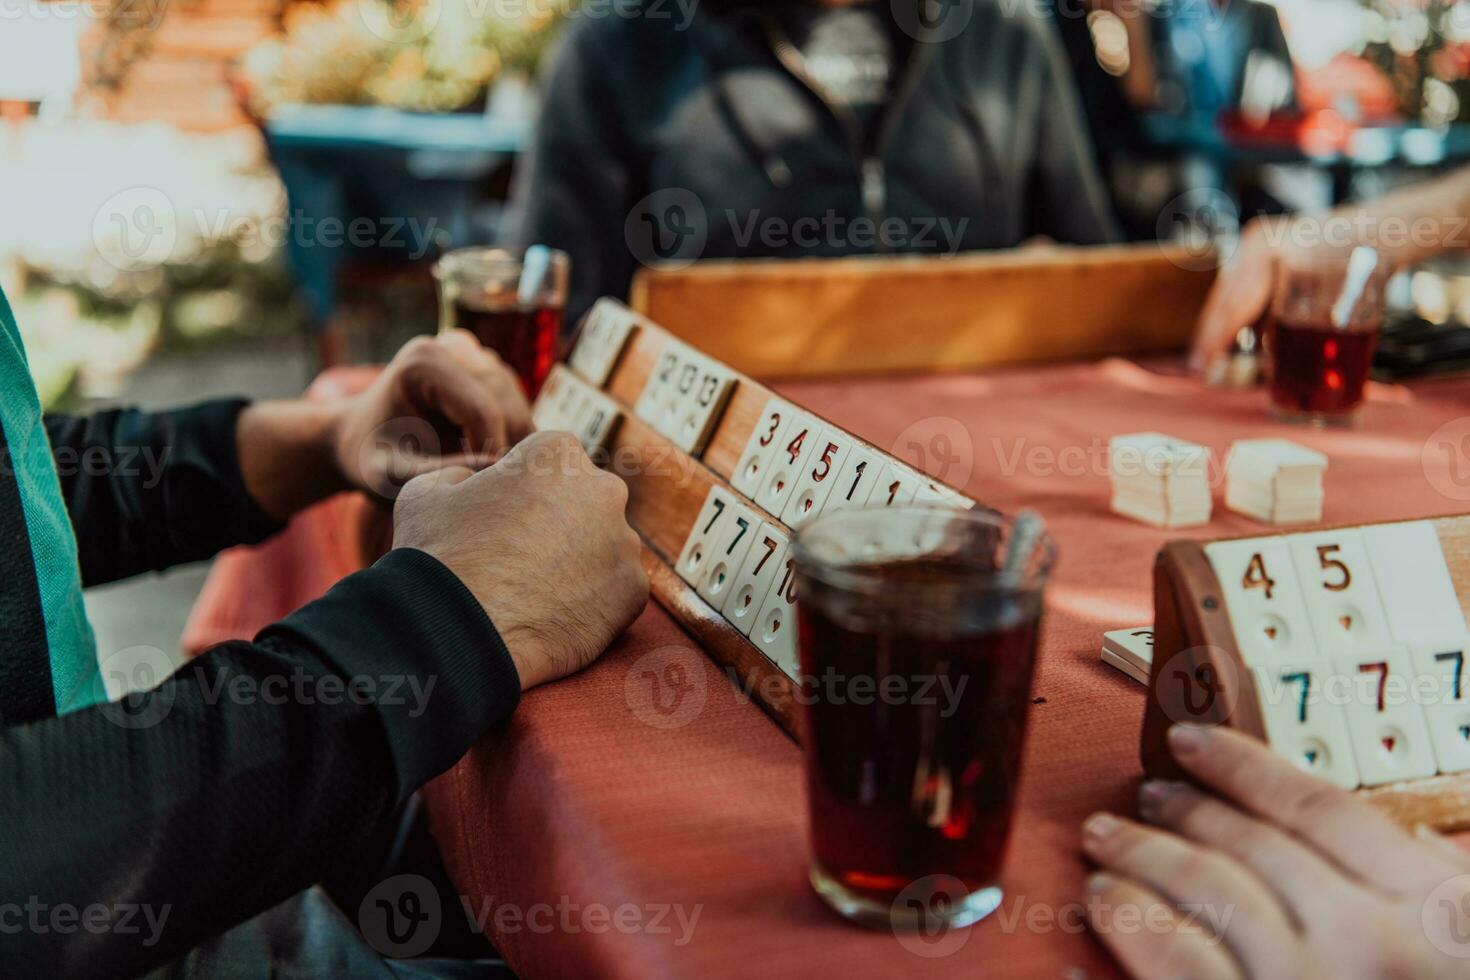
[791,506,1054,931]
[1265,246,1389,427]
[432,246,569,398]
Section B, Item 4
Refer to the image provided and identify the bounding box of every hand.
[1189,219,1279,377]
[334,330,533,499]
[1081,724,1470,979]
[391,431,649,691]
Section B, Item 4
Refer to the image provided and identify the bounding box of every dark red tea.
[1268,316,1378,418]
[797,558,1041,904]
[453,294,562,398]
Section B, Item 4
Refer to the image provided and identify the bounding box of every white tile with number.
[531,365,573,430]
[751,551,800,677]
[1330,649,1437,786]
[724,523,790,635]
[571,386,622,455]
[864,459,922,509]
[1362,521,1469,646]
[656,349,703,440]
[697,500,760,610]
[1410,639,1470,774]
[756,411,821,520]
[671,353,736,456]
[675,486,735,587]
[819,444,883,517]
[1253,661,1361,789]
[731,398,796,497]
[782,428,853,530]
[1205,537,1317,666]
[1286,530,1393,656]
[634,339,690,430]
[569,299,638,386]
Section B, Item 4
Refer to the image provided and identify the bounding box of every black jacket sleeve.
[44,399,282,587]
[0,548,521,980]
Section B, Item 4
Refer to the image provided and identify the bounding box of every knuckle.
[1281,782,1349,827]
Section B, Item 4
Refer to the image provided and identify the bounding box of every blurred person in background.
[502,0,1121,325]
[1189,164,1470,374]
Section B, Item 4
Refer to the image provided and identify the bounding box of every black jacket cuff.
[258,548,521,797]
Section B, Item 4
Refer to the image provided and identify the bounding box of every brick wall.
[81,0,283,131]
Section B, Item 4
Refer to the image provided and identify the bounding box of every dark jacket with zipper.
[503,0,1121,325]
[0,401,522,978]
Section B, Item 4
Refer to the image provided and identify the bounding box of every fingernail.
[1137,780,1181,822]
[1086,872,1116,896]
[1168,724,1208,756]
[1083,812,1120,844]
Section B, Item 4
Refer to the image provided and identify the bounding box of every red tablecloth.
[184,358,1470,978]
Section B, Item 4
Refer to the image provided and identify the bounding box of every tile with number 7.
[675,486,734,587]
[697,500,760,611]
[724,523,790,634]
[1252,661,1361,789]
[1411,639,1470,774]
[1330,649,1436,786]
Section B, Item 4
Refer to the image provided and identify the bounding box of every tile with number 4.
[725,523,790,635]
[697,500,760,610]
[782,428,853,530]
[731,399,797,498]
[1411,638,1470,774]
[751,551,800,678]
[675,486,734,587]
[1204,537,1317,667]
[756,412,821,520]
[1252,661,1361,789]
[1330,649,1437,786]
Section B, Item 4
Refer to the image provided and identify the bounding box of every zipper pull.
[862,158,887,226]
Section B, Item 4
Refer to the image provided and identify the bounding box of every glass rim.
[432,246,570,281]
[791,505,1056,599]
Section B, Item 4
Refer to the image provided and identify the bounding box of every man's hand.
[1081,724,1470,979]
[334,330,533,497]
[238,331,533,522]
[392,431,649,691]
[1189,219,1279,377]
